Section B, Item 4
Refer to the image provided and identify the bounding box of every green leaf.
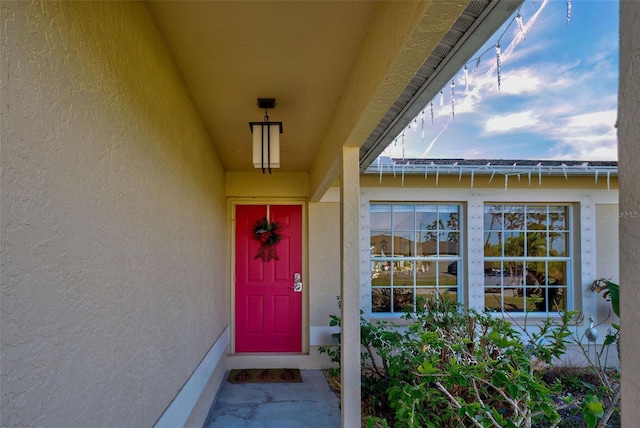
[417,361,432,374]
[582,393,605,428]
[586,399,604,416]
[584,412,597,428]
[606,281,620,317]
[505,420,518,428]
[491,371,509,386]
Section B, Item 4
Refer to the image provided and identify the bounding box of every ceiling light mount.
[249,98,283,174]
[257,98,276,110]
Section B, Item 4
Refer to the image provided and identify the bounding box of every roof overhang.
[359,0,524,172]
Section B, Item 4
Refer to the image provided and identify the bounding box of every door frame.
[229,198,308,354]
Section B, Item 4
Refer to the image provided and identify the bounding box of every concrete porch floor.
[203,370,341,427]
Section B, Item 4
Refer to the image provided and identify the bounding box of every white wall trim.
[154,327,229,428]
[310,325,340,346]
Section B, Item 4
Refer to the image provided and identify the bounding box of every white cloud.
[454,60,579,117]
[484,111,540,134]
[499,73,542,95]
[545,109,618,160]
[564,110,617,129]
[551,143,617,161]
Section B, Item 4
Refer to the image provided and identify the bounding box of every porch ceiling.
[146,0,522,181]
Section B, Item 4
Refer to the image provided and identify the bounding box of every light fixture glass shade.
[251,122,281,169]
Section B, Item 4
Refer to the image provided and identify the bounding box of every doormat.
[227,368,302,384]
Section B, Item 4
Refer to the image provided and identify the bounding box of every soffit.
[147,1,521,174]
[147,0,376,172]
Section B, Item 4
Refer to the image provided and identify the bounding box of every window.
[483,204,571,313]
[370,203,461,314]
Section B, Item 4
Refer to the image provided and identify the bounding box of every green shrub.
[321,296,575,427]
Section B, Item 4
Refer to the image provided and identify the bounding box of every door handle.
[292,273,303,292]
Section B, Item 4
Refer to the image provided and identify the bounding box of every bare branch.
[435,381,485,428]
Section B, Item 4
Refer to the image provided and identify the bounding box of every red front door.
[235,204,302,352]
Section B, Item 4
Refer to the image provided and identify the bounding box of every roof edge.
[364,157,618,176]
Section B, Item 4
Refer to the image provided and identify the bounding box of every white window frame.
[360,186,617,327]
[368,202,463,315]
[482,203,573,314]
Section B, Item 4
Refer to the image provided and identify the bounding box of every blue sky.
[384,0,619,161]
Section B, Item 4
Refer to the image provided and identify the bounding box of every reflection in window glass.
[484,232,501,257]
[504,232,524,257]
[393,231,415,257]
[392,205,414,230]
[526,232,547,257]
[441,232,459,255]
[551,232,568,257]
[370,233,391,257]
[417,205,437,232]
[372,288,391,312]
[438,205,459,230]
[504,206,525,230]
[416,261,437,286]
[484,205,503,231]
[527,206,547,229]
[483,204,571,314]
[549,206,568,230]
[370,205,392,230]
[371,261,391,287]
[418,234,438,257]
[393,288,414,313]
[370,203,461,314]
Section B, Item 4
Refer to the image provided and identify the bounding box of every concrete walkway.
[203,370,341,428]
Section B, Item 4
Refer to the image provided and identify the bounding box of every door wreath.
[253,217,282,261]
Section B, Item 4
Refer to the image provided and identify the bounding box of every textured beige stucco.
[595,205,620,328]
[308,202,341,327]
[226,171,309,198]
[340,147,362,427]
[596,205,620,283]
[618,0,640,423]
[1,2,228,427]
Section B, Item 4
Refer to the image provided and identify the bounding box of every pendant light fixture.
[249,98,283,174]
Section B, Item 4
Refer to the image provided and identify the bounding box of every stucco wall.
[226,172,309,198]
[1,2,227,427]
[596,205,620,284]
[593,204,620,363]
[309,202,341,327]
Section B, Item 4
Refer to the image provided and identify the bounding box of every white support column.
[618,1,640,424]
[579,199,598,320]
[340,146,361,427]
[467,194,485,311]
